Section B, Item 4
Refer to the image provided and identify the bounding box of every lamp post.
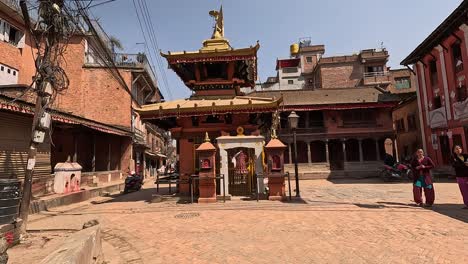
[288,111,300,198]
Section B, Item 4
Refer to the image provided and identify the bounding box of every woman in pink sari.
[410,149,435,207]
[451,145,468,209]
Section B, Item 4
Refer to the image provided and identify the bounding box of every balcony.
[359,49,389,62]
[363,71,391,85]
[279,127,326,136]
[85,52,158,87]
[133,128,146,145]
[453,98,468,120]
[429,106,448,128]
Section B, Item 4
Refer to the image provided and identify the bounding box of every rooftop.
[136,96,282,118]
[249,87,399,107]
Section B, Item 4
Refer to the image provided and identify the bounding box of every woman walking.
[451,145,468,209]
[411,149,435,207]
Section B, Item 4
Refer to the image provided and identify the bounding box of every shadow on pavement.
[92,186,187,204]
[326,178,410,185]
[427,204,468,223]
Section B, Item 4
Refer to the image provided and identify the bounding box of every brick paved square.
[8,179,468,264]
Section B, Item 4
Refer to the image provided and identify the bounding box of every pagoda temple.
[137,6,282,197]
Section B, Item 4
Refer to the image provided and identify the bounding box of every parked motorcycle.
[379,158,413,182]
[124,171,143,193]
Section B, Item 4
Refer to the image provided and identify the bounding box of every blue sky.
[92,0,463,100]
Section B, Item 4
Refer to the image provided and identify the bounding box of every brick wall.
[392,98,422,158]
[320,61,363,89]
[388,69,416,94]
[0,9,37,86]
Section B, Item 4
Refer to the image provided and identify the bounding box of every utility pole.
[18,0,64,234]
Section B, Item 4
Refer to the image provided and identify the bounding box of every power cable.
[140,0,173,100]
[130,0,165,99]
[132,0,172,100]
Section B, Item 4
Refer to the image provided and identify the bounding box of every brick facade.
[0,5,165,191]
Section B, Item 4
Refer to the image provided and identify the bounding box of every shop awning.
[0,95,132,137]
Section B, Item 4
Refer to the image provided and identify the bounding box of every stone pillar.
[436,45,452,120]
[307,141,312,164]
[73,134,78,162]
[195,133,217,203]
[142,153,146,178]
[417,62,430,124]
[265,138,287,201]
[375,139,381,161]
[219,149,229,197]
[325,140,330,164]
[413,63,428,152]
[342,139,347,162]
[92,134,96,172]
[459,24,468,54]
[358,139,364,162]
[288,143,292,165]
[393,139,400,162]
[107,141,111,171]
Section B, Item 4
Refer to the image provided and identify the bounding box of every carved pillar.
[436,45,452,120]
[92,134,96,172]
[73,134,78,162]
[107,141,111,171]
[325,140,330,164]
[307,141,312,164]
[358,139,364,162]
[288,143,293,165]
[375,139,381,161]
[342,139,347,162]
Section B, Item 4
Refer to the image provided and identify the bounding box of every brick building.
[0,1,165,195]
[401,0,468,169]
[249,41,418,178]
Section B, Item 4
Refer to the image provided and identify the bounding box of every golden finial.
[209,5,224,39]
[204,132,210,142]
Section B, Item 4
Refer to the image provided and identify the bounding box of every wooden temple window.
[248,114,258,125]
[191,116,199,126]
[433,96,442,109]
[224,114,232,124]
[202,62,228,80]
[204,115,223,124]
[452,42,463,73]
[342,109,376,126]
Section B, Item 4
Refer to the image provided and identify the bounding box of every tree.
[109,36,123,54]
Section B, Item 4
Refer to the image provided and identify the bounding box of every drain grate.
[174,212,200,219]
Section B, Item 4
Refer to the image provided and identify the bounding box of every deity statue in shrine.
[232,150,248,175]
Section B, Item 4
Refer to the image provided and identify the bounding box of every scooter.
[380,159,413,182]
[124,172,143,193]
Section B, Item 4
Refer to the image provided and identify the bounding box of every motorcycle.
[124,172,143,193]
[379,159,413,182]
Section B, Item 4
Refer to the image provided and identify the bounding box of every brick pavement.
[8,179,468,264]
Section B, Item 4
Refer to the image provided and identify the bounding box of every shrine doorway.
[217,135,265,197]
[227,147,256,196]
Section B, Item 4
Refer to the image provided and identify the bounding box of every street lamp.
[288,111,300,198]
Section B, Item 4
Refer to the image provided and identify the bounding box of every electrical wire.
[132,0,173,100]
[139,0,172,99]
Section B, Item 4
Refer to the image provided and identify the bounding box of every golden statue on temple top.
[201,5,230,52]
[209,6,224,39]
[271,110,280,139]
